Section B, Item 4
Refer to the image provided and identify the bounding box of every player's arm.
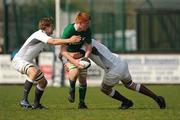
[84,43,92,58]
[47,36,81,45]
[60,45,82,68]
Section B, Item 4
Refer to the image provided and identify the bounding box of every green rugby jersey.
[61,23,92,52]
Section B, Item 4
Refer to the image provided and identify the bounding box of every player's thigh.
[12,59,37,74]
[109,61,132,84]
[111,61,129,76]
[68,68,79,80]
[102,72,119,86]
[27,66,40,80]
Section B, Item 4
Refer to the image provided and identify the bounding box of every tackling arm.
[47,36,81,45]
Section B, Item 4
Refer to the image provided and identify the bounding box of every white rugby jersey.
[13,30,52,62]
[90,39,123,71]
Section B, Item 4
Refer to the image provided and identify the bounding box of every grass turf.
[0,85,179,120]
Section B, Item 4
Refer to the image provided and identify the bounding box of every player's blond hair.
[75,12,91,23]
[38,17,54,30]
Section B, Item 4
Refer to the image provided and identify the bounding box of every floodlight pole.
[55,0,65,87]
[55,0,60,38]
[121,0,126,52]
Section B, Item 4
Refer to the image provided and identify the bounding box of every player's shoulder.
[85,27,91,34]
[62,24,75,38]
[64,23,75,31]
[31,30,44,36]
[28,30,49,41]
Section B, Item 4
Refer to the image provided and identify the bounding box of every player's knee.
[38,78,47,88]
[24,63,36,75]
[35,71,45,82]
[79,69,87,77]
[27,68,39,80]
[100,87,107,94]
[123,80,141,92]
[79,77,87,85]
[42,79,48,87]
[100,84,112,95]
[69,69,79,80]
[123,80,134,89]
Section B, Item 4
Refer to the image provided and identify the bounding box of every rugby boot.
[120,100,133,109]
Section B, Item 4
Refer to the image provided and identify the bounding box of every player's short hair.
[75,12,91,23]
[38,17,54,30]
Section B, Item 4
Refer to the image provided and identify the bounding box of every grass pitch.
[0,84,179,120]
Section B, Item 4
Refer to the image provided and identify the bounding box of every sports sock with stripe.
[79,84,87,103]
[23,79,33,100]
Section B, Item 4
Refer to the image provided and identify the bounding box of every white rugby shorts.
[102,60,132,86]
[12,58,38,74]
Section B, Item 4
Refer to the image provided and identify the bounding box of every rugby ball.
[79,57,91,69]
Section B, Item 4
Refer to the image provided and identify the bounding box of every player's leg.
[78,69,88,109]
[12,60,36,108]
[101,72,133,109]
[66,63,79,103]
[22,78,33,103]
[122,80,166,109]
[32,73,48,109]
[25,66,47,109]
[20,66,35,108]
[101,82,133,109]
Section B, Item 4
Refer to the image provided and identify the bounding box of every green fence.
[136,0,180,52]
[3,0,55,53]
[2,0,180,53]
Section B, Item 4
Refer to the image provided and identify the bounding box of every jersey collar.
[74,23,78,31]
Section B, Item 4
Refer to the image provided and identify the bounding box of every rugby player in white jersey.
[60,39,166,109]
[12,17,81,109]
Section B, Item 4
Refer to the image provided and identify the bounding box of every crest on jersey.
[81,37,86,41]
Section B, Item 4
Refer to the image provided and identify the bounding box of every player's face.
[78,21,89,31]
[46,25,54,36]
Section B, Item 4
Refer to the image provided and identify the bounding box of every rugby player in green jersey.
[60,12,92,109]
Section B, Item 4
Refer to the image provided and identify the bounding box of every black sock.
[79,84,87,103]
[69,80,76,93]
[139,85,157,100]
[34,86,44,106]
[112,90,129,102]
[23,80,33,100]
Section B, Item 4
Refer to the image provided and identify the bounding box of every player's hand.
[69,36,81,43]
[75,59,84,69]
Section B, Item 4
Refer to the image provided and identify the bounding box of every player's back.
[13,30,51,62]
[90,39,123,71]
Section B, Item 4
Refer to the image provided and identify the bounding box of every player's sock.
[110,89,129,102]
[79,84,87,103]
[34,84,44,106]
[23,79,33,100]
[138,84,158,100]
[69,80,76,93]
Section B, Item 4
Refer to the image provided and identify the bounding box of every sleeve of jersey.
[85,29,92,44]
[37,32,52,43]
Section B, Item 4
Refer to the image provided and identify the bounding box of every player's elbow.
[60,49,65,55]
[47,39,55,45]
[47,39,58,45]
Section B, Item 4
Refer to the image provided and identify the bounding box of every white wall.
[1,53,180,85]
